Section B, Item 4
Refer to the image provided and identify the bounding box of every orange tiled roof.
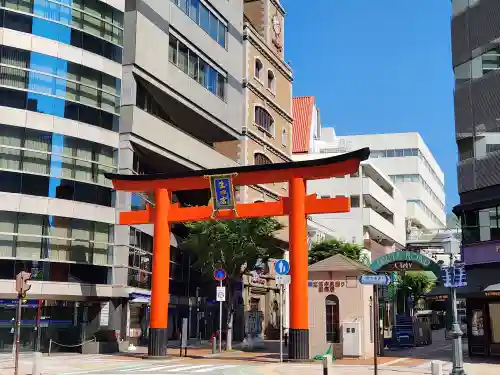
[292,96,315,153]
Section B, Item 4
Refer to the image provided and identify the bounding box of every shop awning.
[484,283,500,292]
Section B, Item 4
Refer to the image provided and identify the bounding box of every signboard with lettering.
[308,280,346,293]
[485,292,500,297]
[208,174,237,214]
[370,251,441,276]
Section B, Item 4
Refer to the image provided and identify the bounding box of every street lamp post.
[442,233,466,375]
[449,285,465,375]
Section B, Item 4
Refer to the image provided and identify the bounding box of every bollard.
[32,351,43,375]
[322,354,332,375]
[212,337,217,354]
[431,360,442,375]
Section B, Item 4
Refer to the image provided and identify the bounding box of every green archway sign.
[370,251,441,276]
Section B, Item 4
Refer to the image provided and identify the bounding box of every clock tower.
[243,0,286,57]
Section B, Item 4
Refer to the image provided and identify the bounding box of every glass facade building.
[0,0,121,353]
[0,0,246,352]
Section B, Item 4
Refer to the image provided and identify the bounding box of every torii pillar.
[288,176,309,358]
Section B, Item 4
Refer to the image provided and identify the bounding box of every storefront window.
[471,309,485,337]
[489,303,500,343]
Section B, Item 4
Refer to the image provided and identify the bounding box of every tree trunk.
[226,309,233,351]
[225,280,234,351]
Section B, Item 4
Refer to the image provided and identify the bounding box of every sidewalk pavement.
[252,361,500,375]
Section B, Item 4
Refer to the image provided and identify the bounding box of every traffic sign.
[441,264,467,288]
[216,286,226,302]
[359,274,391,286]
[214,268,227,281]
[275,260,290,275]
[275,274,291,285]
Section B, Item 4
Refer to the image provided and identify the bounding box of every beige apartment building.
[240,0,293,340]
[215,0,293,339]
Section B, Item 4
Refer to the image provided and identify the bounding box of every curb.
[201,350,244,358]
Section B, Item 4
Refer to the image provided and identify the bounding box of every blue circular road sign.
[214,268,227,281]
[274,260,290,275]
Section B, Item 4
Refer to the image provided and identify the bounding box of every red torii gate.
[106,147,370,359]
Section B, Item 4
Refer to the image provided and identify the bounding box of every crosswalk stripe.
[138,364,187,372]
[193,365,238,372]
[118,365,153,372]
[168,365,213,372]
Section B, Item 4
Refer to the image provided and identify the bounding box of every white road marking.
[167,365,213,372]
[193,364,239,372]
[138,364,188,372]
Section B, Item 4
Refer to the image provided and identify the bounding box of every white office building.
[317,130,446,232]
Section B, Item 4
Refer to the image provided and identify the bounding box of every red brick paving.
[389,358,426,367]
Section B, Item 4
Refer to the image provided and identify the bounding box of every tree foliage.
[308,238,367,265]
[396,272,435,303]
[183,217,284,279]
[182,217,284,349]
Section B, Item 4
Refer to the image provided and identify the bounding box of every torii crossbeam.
[106,147,370,360]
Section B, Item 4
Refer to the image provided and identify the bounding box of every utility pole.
[14,271,32,375]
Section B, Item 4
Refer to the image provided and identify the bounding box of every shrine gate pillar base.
[148,188,171,358]
[288,177,310,360]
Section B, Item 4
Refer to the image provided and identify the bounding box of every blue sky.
[284,0,457,212]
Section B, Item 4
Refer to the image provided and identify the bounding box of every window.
[0,170,113,207]
[171,0,227,48]
[409,200,444,228]
[0,7,123,63]
[462,206,500,244]
[389,174,444,210]
[128,227,153,289]
[0,124,116,187]
[487,144,500,153]
[254,106,274,134]
[267,69,275,92]
[325,295,340,343]
[0,211,113,267]
[281,128,287,146]
[0,89,118,133]
[370,148,443,189]
[128,227,190,289]
[254,153,272,165]
[168,34,226,100]
[454,43,500,84]
[255,58,263,80]
[169,35,178,64]
[452,0,479,16]
[350,195,360,208]
[0,46,121,115]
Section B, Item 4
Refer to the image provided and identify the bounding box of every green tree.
[182,217,284,350]
[396,272,435,313]
[308,238,367,265]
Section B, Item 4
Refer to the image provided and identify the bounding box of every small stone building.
[308,254,375,359]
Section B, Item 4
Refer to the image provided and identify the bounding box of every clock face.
[272,15,281,36]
